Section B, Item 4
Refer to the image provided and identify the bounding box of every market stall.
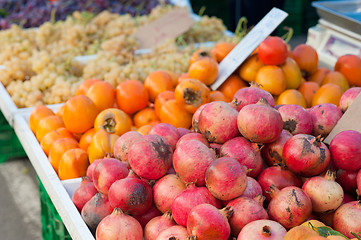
[1,0,361,240]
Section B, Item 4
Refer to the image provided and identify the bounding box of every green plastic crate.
[38,178,72,240]
[0,111,27,163]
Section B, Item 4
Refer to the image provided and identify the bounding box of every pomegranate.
[261,130,292,166]
[241,177,263,199]
[227,195,268,236]
[113,130,142,162]
[173,139,216,186]
[277,104,313,135]
[81,193,113,234]
[220,137,263,178]
[308,103,343,137]
[329,130,361,171]
[148,123,181,151]
[133,204,162,229]
[96,208,143,240]
[144,212,176,240]
[237,98,283,143]
[187,204,233,240]
[209,142,222,157]
[86,158,103,181]
[267,185,312,229]
[156,225,188,240]
[175,132,210,148]
[283,134,331,177]
[336,169,358,195]
[237,219,287,240]
[198,101,240,144]
[128,134,172,180]
[171,183,221,227]
[333,200,361,238]
[92,157,129,194]
[231,84,275,111]
[192,103,207,133]
[108,177,153,216]
[153,174,186,213]
[72,176,98,212]
[339,87,361,112]
[257,165,302,202]
[302,170,344,213]
[205,157,248,200]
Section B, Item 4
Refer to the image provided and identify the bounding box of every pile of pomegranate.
[72,84,361,240]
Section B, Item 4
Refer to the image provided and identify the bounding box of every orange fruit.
[79,128,96,152]
[276,89,307,108]
[209,90,226,102]
[321,71,349,92]
[36,115,65,142]
[292,44,318,76]
[76,78,101,96]
[86,81,116,112]
[211,42,236,63]
[48,137,79,173]
[144,70,174,102]
[132,107,159,129]
[218,74,248,102]
[255,65,286,96]
[154,90,175,118]
[29,105,55,134]
[188,57,219,86]
[58,148,89,180]
[334,54,361,87]
[311,83,343,106]
[159,99,192,129]
[308,67,330,85]
[280,57,303,89]
[298,81,320,108]
[238,54,263,83]
[40,127,75,156]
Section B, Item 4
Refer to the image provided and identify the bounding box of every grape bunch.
[0,0,171,29]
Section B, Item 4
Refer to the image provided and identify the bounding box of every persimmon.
[55,104,65,119]
[132,107,159,129]
[58,148,89,180]
[87,129,118,163]
[137,124,153,135]
[218,74,248,102]
[189,49,217,66]
[292,44,318,76]
[63,95,99,134]
[276,89,307,108]
[312,83,343,107]
[307,67,330,85]
[321,71,349,92]
[255,65,286,95]
[258,36,288,65]
[209,90,226,102]
[79,128,96,152]
[154,90,175,118]
[48,137,79,173]
[210,42,236,63]
[94,108,132,136]
[280,57,302,89]
[334,54,361,87]
[283,225,318,240]
[238,54,263,82]
[29,105,55,134]
[298,81,320,108]
[174,78,211,114]
[40,127,75,156]
[177,73,189,84]
[36,115,65,142]
[188,57,219,86]
[86,81,115,112]
[163,70,180,87]
[159,99,192,129]
[144,70,174,102]
[76,78,101,96]
[115,79,149,115]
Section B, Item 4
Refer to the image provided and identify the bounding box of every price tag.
[135,7,194,49]
[324,92,361,144]
[210,8,288,90]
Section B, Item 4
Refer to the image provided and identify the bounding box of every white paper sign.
[210,8,288,90]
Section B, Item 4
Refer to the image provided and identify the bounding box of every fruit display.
[26,33,361,239]
[0,4,232,108]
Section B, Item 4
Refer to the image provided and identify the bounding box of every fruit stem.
[104,118,116,133]
[220,206,234,219]
[261,225,272,237]
[324,170,336,181]
[280,26,294,44]
[253,195,266,206]
[266,184,279,199]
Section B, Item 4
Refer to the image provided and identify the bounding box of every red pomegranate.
[283,134,331,177]
[241,177,263,199]
[237,98,283,143]
[308,103,343,137]
[333,200,361,238]
[339,87,361,112]
[220,136,263,178]
[198,101,240,144]
[72,176,98,212]
[267,185,312,229]
[128,134,173,180]
[175,132,209,148]
[277,104,313,135]
[148,123,181,151]
[237,219,287,240]
[187,204,233,240]
[144,212,176,240]
[113,130,142,161]
[329,130,361,171]
[205,157,248,200]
